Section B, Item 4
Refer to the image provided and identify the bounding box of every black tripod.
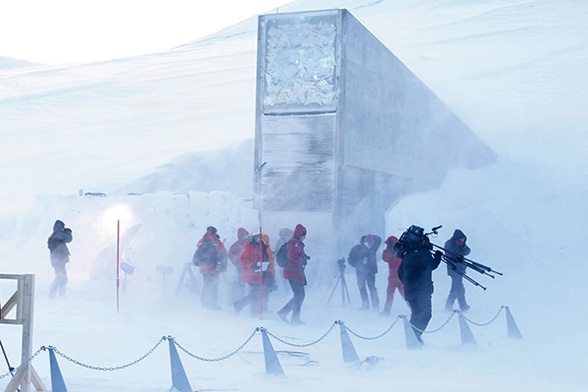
[326,258,351,306]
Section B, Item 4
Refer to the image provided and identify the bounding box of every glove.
[251,263,260,271]
[455,255,464,263]
[433,250,443,261]
[305,255,311,261]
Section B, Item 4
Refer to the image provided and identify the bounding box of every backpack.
[193,239,218,266]
[276,242,289,268]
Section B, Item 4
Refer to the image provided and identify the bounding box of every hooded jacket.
[348,234,382,274]
[195,231,227,275]
[228,227,249,267]
[240,234,275,284]
[48,220,72,265]
[283,224,307,284]
[444,229,471,277]
[382,236,403,281]
[397,238,441,301]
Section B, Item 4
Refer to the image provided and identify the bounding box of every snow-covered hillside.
[1,1,587,391]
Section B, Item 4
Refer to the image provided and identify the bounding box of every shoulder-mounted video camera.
[394,225,432,254]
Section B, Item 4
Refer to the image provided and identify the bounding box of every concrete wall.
[254,9,496,274]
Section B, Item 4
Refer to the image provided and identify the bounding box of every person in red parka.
[381,235,405,315]
[193,226,227,310]
[228,227,249,297]
[233,233,276,316]
[277,224,309,325]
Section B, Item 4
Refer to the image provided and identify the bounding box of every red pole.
[116,219,120,313]
[259,226,263,320]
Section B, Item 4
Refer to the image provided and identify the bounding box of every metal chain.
[173,329,258,362]
[421,311,456,334]
[343,317,401,340]
[0,347,45,380]
[47,336,166,371]
[461,306,504,326]
[265,322,337,347]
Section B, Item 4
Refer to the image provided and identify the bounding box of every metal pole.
[116,219,120,313]
[259,226,263,320]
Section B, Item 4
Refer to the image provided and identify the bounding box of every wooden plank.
[0,292,17,320]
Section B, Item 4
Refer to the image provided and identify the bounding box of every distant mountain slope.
[0,55,38,69]
[117,139,255,197]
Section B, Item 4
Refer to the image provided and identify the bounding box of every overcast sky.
[0,0,291,65]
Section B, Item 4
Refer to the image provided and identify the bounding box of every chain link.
[173,329,257,362]
[265,322,337,347]
[0,347,45,380]
[344,316,401,340]
[421,311,456,333]
[461,306,504,326]
[48,336,166,371]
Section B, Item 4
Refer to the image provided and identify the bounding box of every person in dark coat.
[277,224,309,325]
[395,225,442,343]
[233,233,276,317]
[381,235,405,314]
[347,234,381,310]
[47,220,73,298]
[444,229,471,312]
[193,226,227,310]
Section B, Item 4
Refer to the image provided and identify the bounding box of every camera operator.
[47,220,73,299]
[395,225,442,344]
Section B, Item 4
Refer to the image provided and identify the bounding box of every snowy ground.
[1,0,587,391]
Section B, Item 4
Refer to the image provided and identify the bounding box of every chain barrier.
[421,311,457,334]
[0,306,513,386]
[343,316,402,340]
[173,329,258,362]
[0,346,45,380]
[45,336,166,371]
[461,306,504,326]
[265,321,337,348]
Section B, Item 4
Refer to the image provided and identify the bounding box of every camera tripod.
[326,258,351,306]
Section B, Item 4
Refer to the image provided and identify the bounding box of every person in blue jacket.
[348,234,381,311]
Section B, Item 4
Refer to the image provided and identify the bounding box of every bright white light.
[102,204,132,233]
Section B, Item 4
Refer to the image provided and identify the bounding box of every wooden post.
[0,274,48,392]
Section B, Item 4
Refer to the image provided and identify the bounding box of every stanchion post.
[259,328,284,375]
[48,347,68,392]
[167,337,193,392]
[336,321,360,363]
[504,306,523,339]
[457,311,477,345]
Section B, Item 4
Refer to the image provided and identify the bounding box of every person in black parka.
[348,234,381,311]
[47,220,73,298]
[444,229,471,312]
[395,225,442,343]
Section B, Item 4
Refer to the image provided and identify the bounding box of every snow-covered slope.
[0,1,587,391]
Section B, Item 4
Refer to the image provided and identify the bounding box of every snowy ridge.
[1,0,587,391]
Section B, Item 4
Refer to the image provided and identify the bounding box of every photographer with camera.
[347,234,381,311]
[47,219,73,299]
[395,225,442,344]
